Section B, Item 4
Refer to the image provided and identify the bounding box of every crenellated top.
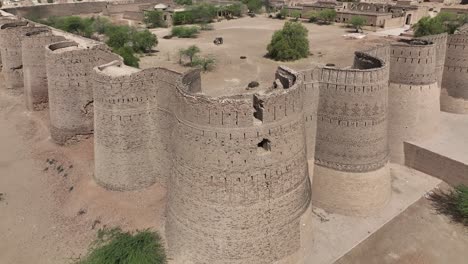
[93,62,304,129]
[389,39,436,85]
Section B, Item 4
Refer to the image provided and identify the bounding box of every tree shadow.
[428,188,468,226]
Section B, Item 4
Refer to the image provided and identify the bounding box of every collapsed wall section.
[388,40,439,164]
[21,30,65,111]
[312,52,391,216]
[166,67,311,264]
[45,41,120,144]
[0,21,42,92]
[441,33,468,114]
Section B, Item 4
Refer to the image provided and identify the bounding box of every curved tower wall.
[45,41,121,144]
[21,30,65,110]
[167,67,310,264]
[417,33,448,87]
[92,62,174,190]
[441,33,468,114]
[301,67,320,182]
[0,17,17,68]
[92,62,312,263]
[312,51,391,216]
[0,21,39,92]
[388,40,439,164]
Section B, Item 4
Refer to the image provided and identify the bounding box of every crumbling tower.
[0,21,43,92]
[45,41,120,144]
[166,67,311,264]
[388,39,439,164]
[92,61,312,263]
[92,61,176,190]
[441,32,468,114]
[311,51,391,216]
[0,16,17,68]
[21,29,65,110]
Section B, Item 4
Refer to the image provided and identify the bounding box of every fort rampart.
[0,21,47,92]
[388,40,440,164]
[441,33,468,114]
[307,51,392,216]
[22,30,65,110]
[93,62,312,263]
[0,4,466,263]
[45,40,120,144]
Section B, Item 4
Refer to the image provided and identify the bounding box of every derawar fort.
[1,2,467,264]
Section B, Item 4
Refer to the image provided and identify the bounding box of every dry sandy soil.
[140,16,391,96]
[336,191,468,264]
[0,76,167,264]
[0,17,466,264]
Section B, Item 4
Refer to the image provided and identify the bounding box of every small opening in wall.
[253,95,264,123]
[257,138,271,152]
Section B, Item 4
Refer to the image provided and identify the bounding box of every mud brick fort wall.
[1,3,467,263]
[45,41,120,144]
[388,40,440,164]
[441,33,468,114]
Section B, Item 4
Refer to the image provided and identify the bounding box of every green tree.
[172,26,200,38]
[193,56,216,71]
[267,21,309,61]
[318,9,336,24]
[306,11,318,23]
[144,10,167,28]
[243,0,262,13]
[413,12,467,37]
[350,16,366,32]
[133,30,158,53]
[290,10,301,21]
[225,3,243,17]
[175,0,192,5]
[173,11,195,25]
[190,3,218,23]
[92,17,111,34]
[180,45,201,65]
[113,47,140,68]
[276,9,288,19]
[105,25,132,49]
[413,16,446,37]
[76,228,166,264]
[50,16,94,37]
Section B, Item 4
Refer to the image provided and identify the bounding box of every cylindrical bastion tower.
[312,51,391,216]
[417,33,448,87]
[0,21,43,92]
[388,39,439,164]
[92,62,312,263]
[0,17,17,68]
[92,61,178,190]
[441,32,468,114]
[21,29,65,111]
[167,67,311,263]
[45,41,120,144]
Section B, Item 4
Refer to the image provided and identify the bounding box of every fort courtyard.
[140,16,388,96]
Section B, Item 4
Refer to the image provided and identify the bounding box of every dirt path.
[335,187,468,264]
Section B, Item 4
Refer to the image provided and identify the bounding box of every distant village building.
[282,0,429,28]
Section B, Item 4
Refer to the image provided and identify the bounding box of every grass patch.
[172,26,200,38]
[428,185,468,226]
[76,227,167,264]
